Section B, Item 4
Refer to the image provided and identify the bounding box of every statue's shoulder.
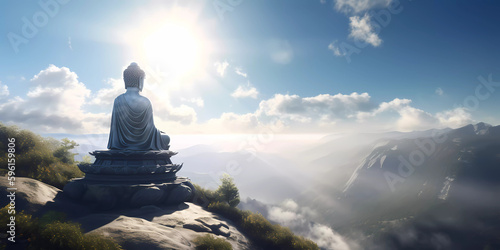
[137,95,152,106]
[115,93,144,105]
[113,94,126,103]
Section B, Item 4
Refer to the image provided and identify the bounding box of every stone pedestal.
[64,150,195,210]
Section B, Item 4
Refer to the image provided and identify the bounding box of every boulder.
[0,177,57,209]
[0,177,254,250]
[0,177,88,217]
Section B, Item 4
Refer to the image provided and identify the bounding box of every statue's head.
[123,62,145,91]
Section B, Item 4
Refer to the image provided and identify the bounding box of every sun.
[123,7,210,81]
[143,21,201,76]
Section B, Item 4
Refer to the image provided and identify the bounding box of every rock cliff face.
[0,177,254,250]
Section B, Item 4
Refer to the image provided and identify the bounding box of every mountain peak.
[473,122,492,135]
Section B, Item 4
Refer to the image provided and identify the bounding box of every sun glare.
[124,7,210,81]
[143,22,201,75]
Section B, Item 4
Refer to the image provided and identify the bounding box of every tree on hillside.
[215,174,240,207]
[53,138,78,164]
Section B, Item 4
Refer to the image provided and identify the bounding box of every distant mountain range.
[297,123,500,249]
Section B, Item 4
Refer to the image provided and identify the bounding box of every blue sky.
[1,0,499,134]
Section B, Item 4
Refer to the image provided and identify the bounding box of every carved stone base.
[64,177,195,210]
[63,149,195,210]
[80,150,182,176]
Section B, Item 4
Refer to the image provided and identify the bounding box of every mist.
[54,123,500,249]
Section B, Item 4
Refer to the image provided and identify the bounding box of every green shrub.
[36,222,121,250]
[207,202,249,224]
[34,161,83,189]
[0,123,84,189]
[38,211,67,226]
[193,184,217,206]
[193,175,240,208]
[193,234,232,250]
[0,205,38,240]
[241,212,318,250]
[0,206,122,249]
[82,233,123,250]
[37,222,85,249]
[241,212,275,240]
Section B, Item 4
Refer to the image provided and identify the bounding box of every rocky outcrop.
[77,204,251,250]
[0,177,59,213]
[0,177,254,250]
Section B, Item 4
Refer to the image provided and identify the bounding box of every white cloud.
[268,39,294,64]
[282,199,299,212]
[328,40,346,57]
[258,92,374,123]
[268,206,301,224]
[335,0,393,13]
[267,200,352,250]
[349,14,382,47]
[235,67,248,78]
[206,112,261,133]
[0,82,9,98]
[435,87,444,96]
[395,105,439,131]
[436,107,472,128]
[231,85,259,99]
[213,93,473,133]
[87,78,123,107]
[356,98,473,131]
[156,104,197,125]
[181,97,204,107]
[214,60,229,77]
[0,65,108,133]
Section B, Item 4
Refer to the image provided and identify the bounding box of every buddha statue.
[65,63,193,210]
[107,63,170,150]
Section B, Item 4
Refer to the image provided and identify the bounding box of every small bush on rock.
[193,234,232,250]
[193,175,240,208]
[36,222,121,250]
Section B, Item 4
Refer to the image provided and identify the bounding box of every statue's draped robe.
[107,94,169,150]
